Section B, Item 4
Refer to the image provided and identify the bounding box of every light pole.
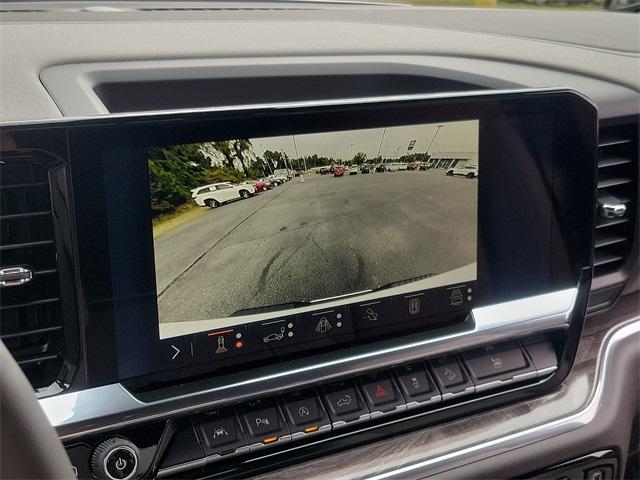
[426,125,443,167]
[292,134,306,173]
[376,127,387,159]
[280,149,292,174]
[260,144,273,175]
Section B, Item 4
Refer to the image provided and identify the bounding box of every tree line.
[149,140,434,219]
[149,140,302,218]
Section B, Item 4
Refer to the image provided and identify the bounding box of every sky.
[252,119,479,161]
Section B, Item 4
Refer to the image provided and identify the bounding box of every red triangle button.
[375,384,388,398]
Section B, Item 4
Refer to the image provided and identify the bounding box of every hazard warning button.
[359,372,406,414]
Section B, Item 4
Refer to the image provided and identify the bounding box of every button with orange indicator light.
[239,399,290,449]
[281,389,331,437]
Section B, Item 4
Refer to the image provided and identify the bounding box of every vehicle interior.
[0,1,638,480]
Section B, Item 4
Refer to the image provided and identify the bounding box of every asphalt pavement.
[154,170,477,324]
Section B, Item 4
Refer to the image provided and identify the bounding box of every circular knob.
[91,438,139,480]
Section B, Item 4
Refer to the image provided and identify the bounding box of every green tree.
[211,141,236,169]
[263,150,288,170]
[147,143,249,218]
[352,152,367,165]
[231,139,253,176]
[147,144,209,216]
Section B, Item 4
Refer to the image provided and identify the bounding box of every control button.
[239,399,290,447]
[281,389,331,435]
[91,438,139,480]
[248,317,299,351]
[321,380,370,427]
[195,410,247,457]
[585,465,613,480]
[194,326,248,360]
[462,342,529,380]
[352,298,396,329]
[429,355,474,398]
[160,420,204,468]
[299,307,352,341]
[395,290,433,322]
[393,363,441,406]
[161,336,193,366]
[359,372,406,415]
[66,444,92,479]
[432,283,474,314]
[524,340,558,374]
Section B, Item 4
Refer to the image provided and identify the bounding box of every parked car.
[387,163,399,172]
[447,165,479,178]
[255,179,270,191]
[419,162,430,171]
[407,163,419,171]
[375,164,386,172]
[398,163,408,171]
[268,173,288,186]
[334,166,345,177]
[349,165,359,175]
[241,179,269,192]
[191,182,256,208]
[273,168,293,179]
[319,166,330,175]
[361,164,371,174]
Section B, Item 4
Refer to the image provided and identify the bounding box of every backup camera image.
[150,120,479,338]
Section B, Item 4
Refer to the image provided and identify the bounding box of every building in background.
[426,151,477,170]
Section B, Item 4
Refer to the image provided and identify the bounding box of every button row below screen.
[157,338,558,476]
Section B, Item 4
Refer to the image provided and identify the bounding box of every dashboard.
[0,4,638,480]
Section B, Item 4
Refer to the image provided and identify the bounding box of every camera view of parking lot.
[150,120,478,337]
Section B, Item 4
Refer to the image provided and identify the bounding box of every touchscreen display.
[150,120,479,340]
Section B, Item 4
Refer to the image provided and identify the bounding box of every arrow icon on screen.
[171,345,181,360]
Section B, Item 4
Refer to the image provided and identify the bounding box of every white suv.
[447,165,478,178]
[191,182,256,208]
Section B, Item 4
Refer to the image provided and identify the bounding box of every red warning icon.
[375,384,388,398]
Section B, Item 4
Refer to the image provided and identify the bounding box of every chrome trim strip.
[41,288,576,440]
[405,396,442,410]
[0,87,593,129]
[290,424,332,441]
[440,386,475,402]
[156,458,205,478]
[365,315,640,480]
[369,404,407,420]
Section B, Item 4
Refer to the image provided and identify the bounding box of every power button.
[104,447,137,480]
[91,438,139,480]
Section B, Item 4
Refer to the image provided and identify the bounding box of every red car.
[254,180,270,192]
[333,166,345,177]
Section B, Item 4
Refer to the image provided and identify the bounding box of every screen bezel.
[3,89,597,387]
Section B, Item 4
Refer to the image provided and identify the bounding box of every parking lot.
[154,170,477,324]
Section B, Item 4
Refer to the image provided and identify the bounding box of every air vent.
[589,119,639,312]
[0,154,67,392]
